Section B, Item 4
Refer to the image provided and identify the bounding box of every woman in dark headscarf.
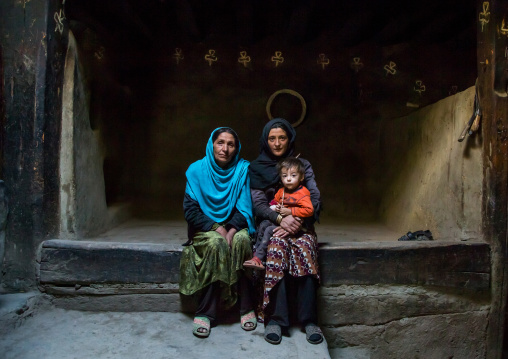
[249,118,323,345]
[180,127,257,338]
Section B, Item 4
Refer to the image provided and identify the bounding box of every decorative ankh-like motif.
[479,2,490,32]
[204,49,218,66]
[54,9,65,34]
[350,57,364,72]
[414,80,426,95]
[317,54,330,70]
[500,18,508,37]
[271,51,284,67]
[384,61,397,75]
[94,46,105,60]
[173,48,184,65]
[238,51,251,67]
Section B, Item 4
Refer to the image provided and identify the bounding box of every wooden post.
[0,0,66,289]
[478,0,508,357]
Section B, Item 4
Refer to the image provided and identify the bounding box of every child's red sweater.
[273,185,314,218]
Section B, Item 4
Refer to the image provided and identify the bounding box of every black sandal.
[264,324,282,344]
[305,324,324,344]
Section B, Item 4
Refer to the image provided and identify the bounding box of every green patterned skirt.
[179,228,252,309]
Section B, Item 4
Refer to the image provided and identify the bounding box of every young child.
[244,157,314,270]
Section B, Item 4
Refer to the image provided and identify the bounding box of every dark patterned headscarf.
[249,118,297,189]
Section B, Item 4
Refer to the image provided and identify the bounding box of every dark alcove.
[62,0,480,241]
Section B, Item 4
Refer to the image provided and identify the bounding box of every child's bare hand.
[279,207,292,216]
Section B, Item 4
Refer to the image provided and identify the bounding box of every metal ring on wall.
[266,89,307,128]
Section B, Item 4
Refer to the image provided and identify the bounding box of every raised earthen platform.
[37,219,492,358]
[39,219,490,295]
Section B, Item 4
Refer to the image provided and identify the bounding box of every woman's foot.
[305,323,323,344]
[193,316,210,338]
[240,310,257,331]
[243,256,265,270]
[264,323,282,344]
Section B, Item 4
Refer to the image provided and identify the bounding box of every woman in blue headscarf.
[180,127,257,338]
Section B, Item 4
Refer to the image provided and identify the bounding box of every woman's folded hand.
[215,225,228,239]
[225,228,237,248]
[280,215,302,234]
[273,226,288,238]
[278,215,302,236]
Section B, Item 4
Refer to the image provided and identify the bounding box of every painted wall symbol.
[479,2,490,32]
[317,54,330,69]
[173,48,184,65]
[500,18,508,37]
[238,51,251,67]
[271,51,284,67]
[384,61,397,75]
[94,46,105,60]
[54,9,65,35]
[204,49,218,66]
[350,57,364,72]
[414,80,426,95]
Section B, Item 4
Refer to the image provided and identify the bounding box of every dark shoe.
[398,230,433,241]
[305,324,323,344]
[264,324,282,344]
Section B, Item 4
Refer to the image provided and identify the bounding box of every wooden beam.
[319,243,490,290]
[40,240,490,291]
[477,0,508,357]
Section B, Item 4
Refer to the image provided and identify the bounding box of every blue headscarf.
[185,127,255,235]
